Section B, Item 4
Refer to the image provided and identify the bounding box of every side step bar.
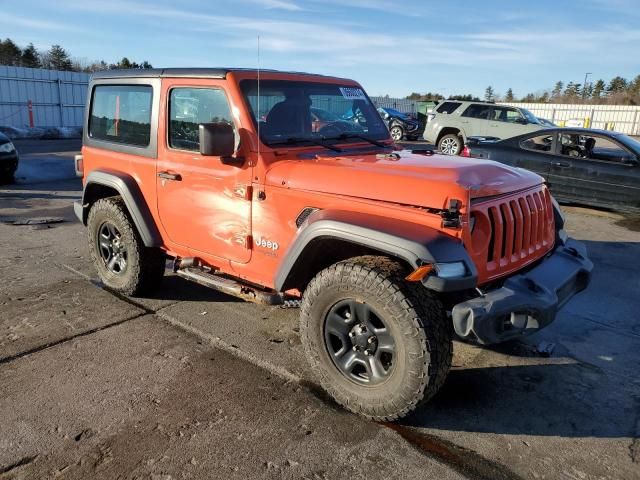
[175,267,284,306]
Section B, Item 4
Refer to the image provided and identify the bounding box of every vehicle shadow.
[404,361,636,439]
[145,273,243,304]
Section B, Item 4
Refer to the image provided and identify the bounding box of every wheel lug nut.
[352,346,357,351]
[364,351,370,356]
[367,337,375,344]
[349,332,355,337]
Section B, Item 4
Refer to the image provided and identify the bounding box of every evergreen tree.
[629,75,640,97]
[592,79,606,98]
[46,44,73,71]
[564,81,576,97]
[20,43,41,68]
[0,38,22,65]
[484,85,495,102]
[607,76,628,93]
[522,93,536,102]
[505,88,515,102]
[552,81,563,97]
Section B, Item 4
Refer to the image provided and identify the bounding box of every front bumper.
[451,238,593,344]
[0,153,18,173]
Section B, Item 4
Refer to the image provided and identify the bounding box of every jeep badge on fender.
[74,67,592,421]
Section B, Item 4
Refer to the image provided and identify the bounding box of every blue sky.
[2,0,639,98]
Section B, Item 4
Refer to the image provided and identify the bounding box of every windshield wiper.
[334,132,389,148]
[269,136,342,152]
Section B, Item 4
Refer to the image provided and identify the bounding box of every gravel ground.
[0,141,638,480]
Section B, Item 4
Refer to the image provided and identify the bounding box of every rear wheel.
[438,134,462,155]
[87,197,165,296]
[389,126,404,142]
[300,255,452,421]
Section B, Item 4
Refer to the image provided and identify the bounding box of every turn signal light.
[461,146,471,157]
[405,264,433,282]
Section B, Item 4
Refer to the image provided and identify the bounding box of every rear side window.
[89,85,153,146]
[436,102,461,114]
[461,104,491,119]
[168,87,235,152]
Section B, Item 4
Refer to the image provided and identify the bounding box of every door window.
[461,104,491,119]
[520,134,553,153]
[558,133,635,162]
[168,88,234,151]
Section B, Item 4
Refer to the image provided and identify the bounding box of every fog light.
[435,262,466,278]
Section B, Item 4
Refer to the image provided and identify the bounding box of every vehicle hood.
[265,149,543,211]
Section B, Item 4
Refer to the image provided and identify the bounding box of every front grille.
[470,185,555,283]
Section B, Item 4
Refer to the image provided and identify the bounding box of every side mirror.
[622,156,639,166]
[199,122,243,166]
[515,117,527,125]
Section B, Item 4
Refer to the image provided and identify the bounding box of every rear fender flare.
[81,170,162,247]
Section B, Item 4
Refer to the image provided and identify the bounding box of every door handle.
[158,171,182,181]
[551,161,571,168]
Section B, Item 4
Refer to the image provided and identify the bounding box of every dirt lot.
[0,139,639,479]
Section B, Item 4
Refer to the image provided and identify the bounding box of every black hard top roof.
[91,67,350,81]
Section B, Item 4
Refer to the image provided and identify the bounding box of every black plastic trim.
[80,170,162,247]
[451,238,593,345]
[274,209,477,292]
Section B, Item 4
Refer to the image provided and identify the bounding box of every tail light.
[461,146,471,157]
[74,154,84,177]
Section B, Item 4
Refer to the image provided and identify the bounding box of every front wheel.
[300,256,452,421]
[438,134,462,155]
[389,126,404,142]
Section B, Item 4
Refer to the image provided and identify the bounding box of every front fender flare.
[274,209,477,292]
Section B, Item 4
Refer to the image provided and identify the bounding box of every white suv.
[423,101,548,155]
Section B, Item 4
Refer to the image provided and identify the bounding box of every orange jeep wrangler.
[74,68,592,420]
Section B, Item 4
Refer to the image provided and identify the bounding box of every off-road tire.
[87,197,165,296]
[300,255,453,421]
[438,133,462,155]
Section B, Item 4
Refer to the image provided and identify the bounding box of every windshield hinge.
[441,199,462,228]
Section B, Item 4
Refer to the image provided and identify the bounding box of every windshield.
[383,107,409,119]
[520,108,540,124]
[615,133,640,153]
[240,79,389,146]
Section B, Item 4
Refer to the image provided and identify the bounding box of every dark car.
[462,128,640,213]
[377,107,424,141]
[0,132,19,183]
[310,107,364,135]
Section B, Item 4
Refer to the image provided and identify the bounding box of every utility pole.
[582,72,592,100]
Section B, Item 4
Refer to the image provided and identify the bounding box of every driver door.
[156,81,252,264]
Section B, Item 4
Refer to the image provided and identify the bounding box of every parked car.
[423,100,548,155]
[377,107,424,141]
[0,132,18,183]
[74,68,591,421]
[310,107,364,135]
[462,128,640,213]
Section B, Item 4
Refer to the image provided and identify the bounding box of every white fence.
[370,96,418,113]
[0,66,89,128]
[500,102,640,136]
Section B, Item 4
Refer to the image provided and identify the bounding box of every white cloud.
[244,0,302,10]
[0,13,80,31]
